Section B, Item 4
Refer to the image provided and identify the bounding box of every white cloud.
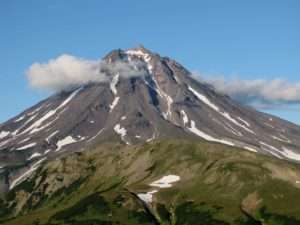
[26,54,145,92]
[194,73,300,108]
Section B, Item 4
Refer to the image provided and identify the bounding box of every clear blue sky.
[1,0,300,124]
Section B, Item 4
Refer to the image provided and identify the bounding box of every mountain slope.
[1,46,300,193]
[1,140,300,225]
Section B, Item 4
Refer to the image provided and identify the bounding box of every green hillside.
[1,140,300,225]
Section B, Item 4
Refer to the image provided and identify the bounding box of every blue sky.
[1,0,300,124]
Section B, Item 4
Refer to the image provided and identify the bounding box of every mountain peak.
[103,45,157,63]
[125,45,153,55]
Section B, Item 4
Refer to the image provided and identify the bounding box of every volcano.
[1,46,300,192]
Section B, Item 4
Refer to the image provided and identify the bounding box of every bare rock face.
[1,46,300,192]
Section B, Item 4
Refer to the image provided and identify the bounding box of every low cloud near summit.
[26,54,145,92]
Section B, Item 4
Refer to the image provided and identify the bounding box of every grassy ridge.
[1,140,300,225]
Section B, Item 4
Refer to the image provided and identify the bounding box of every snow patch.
[279,134,291,143]
[55,136,79,152]
[181,110,189,126]
[27,104,44,116]
[16,142,37,151]
[87,128,104,143]
[147,64,153,74]
[244,146,258,153]
[109,74,120,112]
[121,116,126,120]
[114,124,126,137]
[188,120,235,147]
[29,121,54,134]
[10,157,46,190]
[282,147,300,161]
[222,112,255,134]
[137,175,180,204]
[109,96,120,112]
[212,118,242,137]
[188,86,254,134]
[162,95,173,119]
[27,152,42,160]
[173,73,180,83]
[114,124,129,144]
[110,73,119,95]
[126,50,150,59]
[146,133,156,143]
[148,76,163,97]
[14,115,26,122]
[188,86,219,111]
[12,113,39,136]
[264,123,274,129]
[150,175,181,188]
[147,71,173,120]
[19,138,31,144]
[272,135,291,143]
[20,87,83,135]
[259,142,283,159]
[223,121,243,137]
[0,131,10,139]
[44,149,51,155]
[126,50,153,76]
[137,190,158,203]
[59,87,83,109]
[0,139,11,149]
[237,117,250,127]
[46,130,59,142]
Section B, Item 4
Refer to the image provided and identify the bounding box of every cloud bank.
[27,54,145,92]
[194,73,300,109]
